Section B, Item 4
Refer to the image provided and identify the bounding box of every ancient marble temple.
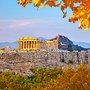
[18,36,40,51]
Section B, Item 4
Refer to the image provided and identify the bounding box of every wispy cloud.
[0,19,33,29]
[0,20,7,23]
[0,19,67,29]
[9,21,31,29]
[0,27,5,30]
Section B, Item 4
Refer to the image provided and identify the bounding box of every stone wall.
[0,51,90,76]
[1,51,90,66]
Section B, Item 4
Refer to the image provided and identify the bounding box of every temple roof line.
[18,36,38,41]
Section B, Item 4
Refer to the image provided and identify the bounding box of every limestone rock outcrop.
[0,50,90,76]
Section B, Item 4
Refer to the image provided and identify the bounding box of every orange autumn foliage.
[30,64,90,90]
[0,64,90,89]
[17,0,90,31]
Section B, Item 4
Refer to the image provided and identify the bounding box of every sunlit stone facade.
[18,37,40,51]
[0,47,4,53]
[18,36,58,52]
[46,40,58,49]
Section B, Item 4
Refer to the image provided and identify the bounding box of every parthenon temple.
[18,37,40,51]
[18,36,58,52]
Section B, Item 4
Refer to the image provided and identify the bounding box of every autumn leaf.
[63,12,67,18]
[33,0,40,6]
[17,0,90,31]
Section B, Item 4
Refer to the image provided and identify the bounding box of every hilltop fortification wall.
[0,51,90,76]
[0,51,90,67]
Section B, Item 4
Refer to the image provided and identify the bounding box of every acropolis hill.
[18,34,86,52]
[0,50,90,76]
[0,34,90,76]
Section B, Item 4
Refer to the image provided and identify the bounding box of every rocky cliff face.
[50,34,86,50]
[0,51,90,76]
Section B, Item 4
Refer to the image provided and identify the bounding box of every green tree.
[67,44,73,52]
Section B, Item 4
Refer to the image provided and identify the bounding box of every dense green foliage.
[30,67,63,86]
[0,67,63,90]
[0,64,90,90]
[0,72,32,90]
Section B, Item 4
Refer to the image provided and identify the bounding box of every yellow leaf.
[17,0,90,31]
[33,0,40,5]
[85,27,89,32]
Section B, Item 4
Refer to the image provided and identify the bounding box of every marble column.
[23,41,24,49]
[29,41,30,48]
[22,41,23,49]
[35,41,36,48]
[27,41,29,49]
[27,41,28,49]
[25,41,27,49]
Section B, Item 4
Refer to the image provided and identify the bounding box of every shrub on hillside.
[0,64,90,90]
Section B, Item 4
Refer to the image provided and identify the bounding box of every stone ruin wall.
[0,51,90,76]
[0,51,90,68]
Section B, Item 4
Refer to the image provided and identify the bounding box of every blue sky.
[0,0,90,43]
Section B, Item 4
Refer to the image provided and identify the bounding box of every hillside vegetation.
[0,64,90,90]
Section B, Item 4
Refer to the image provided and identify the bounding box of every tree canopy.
[17,0,90,31]
[0,64,90,90]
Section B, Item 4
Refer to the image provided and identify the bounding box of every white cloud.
[9,21,31,28]
[0,19,33,29]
